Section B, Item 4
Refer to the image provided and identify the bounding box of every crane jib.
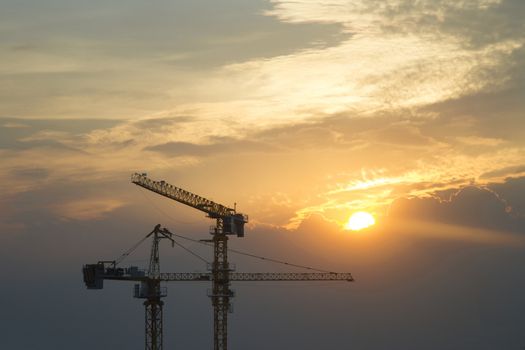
[82,263,354,289]
[131,173,248,237]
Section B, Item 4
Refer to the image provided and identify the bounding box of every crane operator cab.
[223,213,248,237]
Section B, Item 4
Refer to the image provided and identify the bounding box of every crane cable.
[115,230,210,266]
[114,228,336,273]
[115,234,150,266]
[171,238,209,264]
[137,187,201,225]
[168,231,336,274]
[228,246,336,274]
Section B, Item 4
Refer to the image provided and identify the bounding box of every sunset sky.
[1,1,525,349]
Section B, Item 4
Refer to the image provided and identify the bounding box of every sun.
[345,211,376,231]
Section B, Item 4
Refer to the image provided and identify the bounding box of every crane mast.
[142,224,174,350]
[132,172,247,350]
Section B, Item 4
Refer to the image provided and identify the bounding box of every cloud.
[1,103,524,235]
[267,0,524,49]
[489,176,525,218]
[0,1,524,236]
[422,47,525,137]
[145,137,278,157]
[481,165,525,179]
[388,184,525,235]
[132,116,193,129]
[377,0,520,48]
[0,117,122,149]
[0,0,348,120]
[456,136,505,146]
[9,167,50,180]
[54,198,125,221]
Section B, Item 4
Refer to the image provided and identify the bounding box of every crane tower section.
[131,173,247,237]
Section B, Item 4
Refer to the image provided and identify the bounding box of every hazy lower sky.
[1,1,525,349]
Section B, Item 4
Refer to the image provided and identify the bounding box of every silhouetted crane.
[82,173,354,350]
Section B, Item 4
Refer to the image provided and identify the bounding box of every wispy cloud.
[53,198,125,221]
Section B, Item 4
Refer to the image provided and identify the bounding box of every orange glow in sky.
[344,211,376,231]
[1,1,525,348]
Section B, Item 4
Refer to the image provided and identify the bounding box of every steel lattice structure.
[83,174,354,350]
[132,172,249,350]
[85,267,354,284]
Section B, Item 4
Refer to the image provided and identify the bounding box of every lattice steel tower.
[131,173,247,350]
[136,224,174,350]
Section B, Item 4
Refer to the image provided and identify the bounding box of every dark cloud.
[424,85,524,141]
[376,0,525,49]
[145,137,279,157]
[10,167,50,180]
[481,164,525,179]
[489,176,525,218]
[394,41,525,160]
[390,178,469,196]
[443,0,525,48]
[144,115,436,160]
[389,182,525,234]
[0,0,346,68]
[255,123,349,149]
[5,139,84,152]
[253,114,438,150]
[0,117,122,150]
[132,116,193,129]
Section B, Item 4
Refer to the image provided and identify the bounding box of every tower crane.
[82,173,354,350]
[83,224,175,350]
[130,172,249,350]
